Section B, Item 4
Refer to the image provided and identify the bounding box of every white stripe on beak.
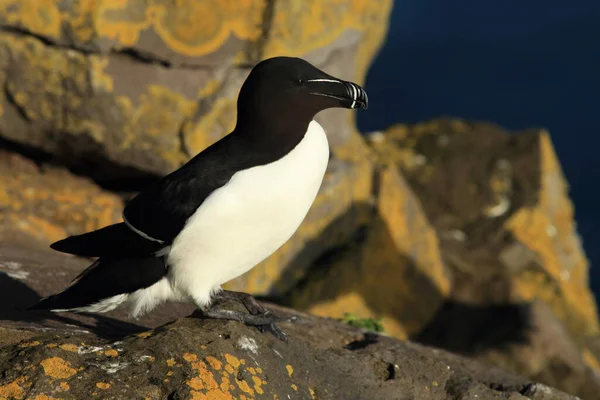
[349,83,357,109]
[305,78,343,83]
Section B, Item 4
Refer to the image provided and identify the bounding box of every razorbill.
[29,56,368,340]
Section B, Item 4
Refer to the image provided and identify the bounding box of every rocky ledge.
[0,306,577,400]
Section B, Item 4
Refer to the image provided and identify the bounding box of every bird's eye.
[296,79,303,86]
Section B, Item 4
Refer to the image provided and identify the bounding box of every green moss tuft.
[340,313,384,333]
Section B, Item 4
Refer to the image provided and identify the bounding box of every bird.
[29,56,369,340]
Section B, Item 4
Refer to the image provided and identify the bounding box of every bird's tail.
[28,255,168,313]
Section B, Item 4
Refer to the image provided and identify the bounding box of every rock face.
[365,119,600,398]
[285,166,451,339]
[370,120,598,340]
[0,0,392,177]
[0,150,123,245]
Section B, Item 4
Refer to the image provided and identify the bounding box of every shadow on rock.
[414,301,533,354]
[265,202,535,352]
[0,241,152,339]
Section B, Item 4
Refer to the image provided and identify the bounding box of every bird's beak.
[306,78,368,110]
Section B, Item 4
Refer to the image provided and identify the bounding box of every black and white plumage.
[30,57,368,330]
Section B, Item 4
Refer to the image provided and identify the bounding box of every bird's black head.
[236,57,368,129]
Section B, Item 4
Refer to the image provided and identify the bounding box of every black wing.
[50,223,165,258]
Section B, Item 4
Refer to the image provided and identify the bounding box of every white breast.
[165,120,330,308]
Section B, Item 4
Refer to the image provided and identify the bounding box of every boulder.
[284,165,451,339]
[368,119,598,340]
[365,118,600,397]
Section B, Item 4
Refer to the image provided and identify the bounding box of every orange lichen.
[0,376,28,399]
[33,395,61,400]
[40,357,77,379]
[205,356,222,370]
[59,381,70,391]
[252,376,264,394]
[166,359,176,367]
[96,382,111,390]
[58,344,78,352]
[291,384,298,391]
[0,0,62,39]
[582,349,600,373]
[236,379,254,396]
[96,0,263,55]
[507,133,599,336]
[18,341,40,348]
[224,354,241,369]
[285,365,293,377]
[188,377,205,391]
[104,349,118,357]
[289,165,450,339]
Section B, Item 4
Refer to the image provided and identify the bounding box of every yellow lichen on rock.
[40,357,78,379]
[0,151,123,244]
[264,0,392,78]
[181,352,266,399]
[506,132,599,336]
[96,0,264,55]
[0,376,28,400]
[0,0,62,39]
[33,394,61,400]
[290,166,450,339]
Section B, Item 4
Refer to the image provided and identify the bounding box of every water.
[358,0,600,298]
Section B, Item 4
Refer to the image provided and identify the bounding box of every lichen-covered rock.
[367,118,600,397]
[369,119,598,340]
[0,150,123,244]
[285,165,451,339]
[0,303,578,400]
[0,0,392,177]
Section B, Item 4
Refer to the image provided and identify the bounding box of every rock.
[0,150,123,245]
[367,118,600,397]
[417,301,600,399]
[0,302,578,399]
[284,165,451,339]
[0,0,392,177]
[369,119,598,338]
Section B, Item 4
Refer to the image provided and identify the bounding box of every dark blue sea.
[358,0,600,298]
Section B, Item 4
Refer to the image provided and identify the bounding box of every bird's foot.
[202,307,296,341]
[214,290,267,315]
